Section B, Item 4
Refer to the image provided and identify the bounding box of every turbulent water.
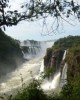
[41,72,61,90]
[0,41,54,94]
[0,41,68,97]
[0,57,42,93]
[40,60,44,73]
[21,40,54,59]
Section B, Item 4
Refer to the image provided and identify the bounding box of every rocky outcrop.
[44,36,80,82]
[44,47,64,78]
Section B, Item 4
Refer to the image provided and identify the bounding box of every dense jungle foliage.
[0,29,23,77]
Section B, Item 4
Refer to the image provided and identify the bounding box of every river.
[0,41,54,96]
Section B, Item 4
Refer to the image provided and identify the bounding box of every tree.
[0,0,22,27]
[0,0,80,28]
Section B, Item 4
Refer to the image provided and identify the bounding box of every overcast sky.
[5,0,80,41]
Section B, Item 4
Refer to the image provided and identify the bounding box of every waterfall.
[41,72,61,90]
[40,50,67,90]
[21,40,43,59]
[60,63,68,87]
[41,50,68,90]
[0,40,54,94]
[59,49,68,87]
[61,63,67,80]
[20,40,55,60]
[40,60,44,73]
[35,59,45,80]
[63,50,67,60]
[38,59,61,90]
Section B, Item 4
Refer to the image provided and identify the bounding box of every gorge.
[0,34,54,95]
[0,38,68,95]
[0,32,80,100]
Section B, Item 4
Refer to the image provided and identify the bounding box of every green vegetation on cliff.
[44,36,80,79]
[53,35,80,49]
[43,35,80,100]
[44,36,80,100]
[52,35,80,81]
[0,29,23,76]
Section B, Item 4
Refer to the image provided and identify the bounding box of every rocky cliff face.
[44,36,80,82]
[66,48,80,82]
[44,47,65,79]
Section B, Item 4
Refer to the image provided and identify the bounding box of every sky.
[5,0,80,41]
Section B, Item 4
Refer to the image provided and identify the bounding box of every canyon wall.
[44,36,80,82]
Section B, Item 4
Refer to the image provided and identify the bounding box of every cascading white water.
[61,63,68,80]
[0,41,54,94]
[0,41,68,96]
[34,59,45,80]
[21,40,42,59]
[63,50,67,60]
[35,59,61,91]
[40,60,44,73]
[60,63,68,87]
[60,50,68,87]
[0,58,43,93]
[41,72,61,90]
[41,50,68,90]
